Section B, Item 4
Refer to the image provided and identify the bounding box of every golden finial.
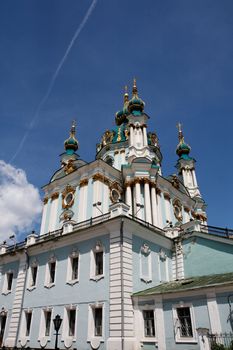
[71,120,76,136]
[176,122,184,142]
[124,85,129,104]
[132,77,138,97]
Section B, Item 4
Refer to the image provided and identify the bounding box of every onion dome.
[64,121,79,155]
[128,78,145,114]
[176,122,192,159]
[115,86,130,126]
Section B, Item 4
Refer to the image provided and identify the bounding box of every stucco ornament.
[62,185,76,209]
[141,243,151,255]
[159,248,167,261]
[173,199,183,222]
[95,241,103,251]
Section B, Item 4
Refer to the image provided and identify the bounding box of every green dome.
[128,96,145,113]
[176,141,191,157]
[64,122,79,155]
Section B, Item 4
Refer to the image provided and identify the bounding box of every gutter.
[120,218,124,350]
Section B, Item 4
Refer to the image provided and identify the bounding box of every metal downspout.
[120,218,125,350]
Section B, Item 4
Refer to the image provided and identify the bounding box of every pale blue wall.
[183,237,233,277]
[0,260,19,310]
[132,234,172,292]
[163,295,209,350]
[19,234,110,349]
[216,292,233,333]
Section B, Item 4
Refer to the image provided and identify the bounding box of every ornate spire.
[176,122,191,158]
[64,120,79,154]
[132,78,138,97]
[176,122,184,142]
[124,85,129,105]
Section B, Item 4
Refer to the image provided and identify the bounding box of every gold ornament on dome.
[124,128,129,140]
[62,185,76,209]
[173,199,183,222]
[171,174,180,189]
[64,159,76,175]
[101,130,114,146]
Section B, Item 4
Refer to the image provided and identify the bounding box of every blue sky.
[0,0,233,238]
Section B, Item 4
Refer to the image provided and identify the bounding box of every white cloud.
[0,160,42,241]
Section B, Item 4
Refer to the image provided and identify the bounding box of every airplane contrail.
[10,0,98,163]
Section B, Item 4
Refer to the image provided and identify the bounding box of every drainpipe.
[120,218,124,350]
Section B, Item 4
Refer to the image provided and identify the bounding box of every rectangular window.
[143,310,155,337]
[94,308,102,337]
[95,252,103,276]
[45,311,51,337]
[25,312,32,336]
[49,262,56,284]
[177,307,193,338]
[7,273,13,291]
[71,257,79,280]
[31,266,38,287]
[0,314,7,342]
[68,309,76,337]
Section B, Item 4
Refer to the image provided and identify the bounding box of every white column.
[154,296,166,350]
[40,199,49,235]
[156,189,163,228]
[49,194,59,232]
[164,194,172,223]
[144,180,152,224]
[125,182,132,215]
[79,180,88,221]
[102,183,109,214]
[120,150,125,165]
[129,125,134,146]
[143,126,148,146]
[151,185,158,226]
[92,178,101,217]
[207,292,222,334]
[135,179,142,219]
[192,169,198,187]
[184,208,190,223]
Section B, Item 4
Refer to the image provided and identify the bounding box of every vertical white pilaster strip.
[40,201,48,235]
[125,182,132,215]
[79,182,88,221]
[154,296,166,350]
[5,255,27,348]
[143,126,148,146]
[130,125,134,146]
[92,179,101,217]
[151,185,158,226]
[49,196,59,232]
[156,190,163,228]
[102,183,109,214]
[192,170,198,187]
[135,180,142,219]
[144,180,152,224]
[207,292,222,334]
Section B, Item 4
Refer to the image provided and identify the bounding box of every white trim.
[136,303,157,343]
[172,302,198,343]
[38,307,53,342]
[206,292,222,334]
[44,255,57,289]
[139,243,152,283]
[66,250,80,285]
[27,260,38,291]
[87,302,105,344]
[61,305,78,346]
[90,241,105,281]
[19,308,33,343]
[2,270,14,295]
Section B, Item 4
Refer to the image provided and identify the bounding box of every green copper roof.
[133,272,233,296]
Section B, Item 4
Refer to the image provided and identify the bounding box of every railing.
[129,214,165,234]
[201,225,233,239]
[208,332,233,349]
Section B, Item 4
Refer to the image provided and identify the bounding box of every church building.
[0,80,233,350]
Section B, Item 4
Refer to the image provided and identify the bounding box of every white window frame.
[61,305,78,345]
[87,302,105,344]
[137,304,157,343]
[66,250,80,285]
[0,308,8,344]
[44,255,56,288]
[139,243,152,283]
[27,260,38,291]
[2,270,14,295]
[90,242,105,282]
[38,307,53,341]
[172,303,197,343]
[20,309,33,341]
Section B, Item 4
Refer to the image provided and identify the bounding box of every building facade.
[0,80,233,350]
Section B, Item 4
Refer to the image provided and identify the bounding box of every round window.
[64,192,74,207]
[111,189,120,203]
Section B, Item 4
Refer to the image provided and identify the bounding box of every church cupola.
[128,78,145,115]
[64,120,79,155]
[115,86,130,126]
[176,123,201,198]
[60,121,79,167]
